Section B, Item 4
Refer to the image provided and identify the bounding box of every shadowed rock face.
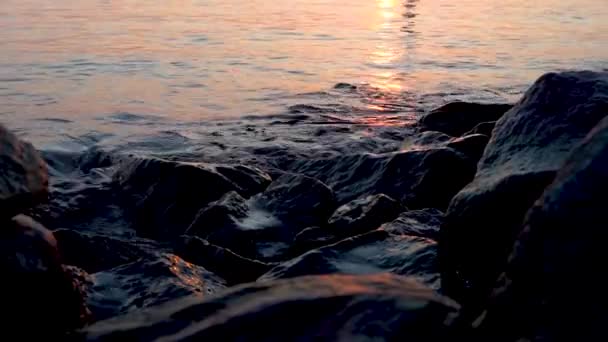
[0,124,49,219]
[0,215,90,336]
[478,116,608,342]
[82,273,460,341]
[419,102,513,137]
[440,71,608,306]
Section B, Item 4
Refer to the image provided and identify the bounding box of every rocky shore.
[2,70,607,341]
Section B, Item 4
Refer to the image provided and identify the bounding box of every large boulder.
[440,71,608,305]
[292,147,476,210]
[0,215,90,336]
[174,235,273,285]
[261,229,441,290]
[478,116,608,341]
[83,273,460,341]
[0,124,48,219]
[419,102,512,137]
[86,254,226,321]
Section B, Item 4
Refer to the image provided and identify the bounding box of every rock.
[83,273,460,341]
[292,148,476,210]
[255,173,336,231]
[113,158,240,239]
[441,71,608,305]
[465,121,496,137]
[401,131,452,150]
[53,229,156,273]
[292,226,338,254]
[261,229,441,290]
[0,215,89,336]
[185,191,250,239]
[0,124,48,219]
[478,116,608,341]
[381,208,443,240]
[215,165,272,197]
[86,254,226,321]
[419,102,513,137]
[327,194,405,237]
[447,134,490,161]
[174,235,273,285]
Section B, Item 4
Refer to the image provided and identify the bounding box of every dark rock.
[292,148,476,210]
[86,253,226,321]
[186,191,250,239]
[381,208,443,240]
[441,71,608,306]
[401,131,452,150]
[174,235,273,285]
[0,215,89,336]
[53,229,155,273]
[447,134,490,161]
[419,102,513,137]
[214,164,272,197]
[327,194,405,237]
[255,173,336,231]
[465,121,496,137]
[113,158,240,239]
[83,273,460,341]
[478,116,608,342]
[0,124,49,219]
[261,229,441,290]
[292,226,338,253]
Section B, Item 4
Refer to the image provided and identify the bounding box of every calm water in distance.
[1,0,607,147]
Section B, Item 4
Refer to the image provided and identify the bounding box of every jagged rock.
[0,124,48,219]
[478,116,608,342]
[86,254,226,321]
[292,148,476,210]
[0,215,89,336]
[291,226,338,254]
[328,194,405,237]
[419,102,512,137]
[441,71,608,305]
[261,229,440,290]
[53,229,155,273]
[174,235,273,285]
[113,158,242,239]
[83,273,460,341]
[447,134,489,161]
[381,208,443,240]
[465,121,496,137]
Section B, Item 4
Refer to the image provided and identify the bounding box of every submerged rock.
[441,71,608,305]
[0,215,89,336]
[292,147,476,210]
[261,229,440,290]
[419,102,512,137]
[0,124,49,219]
[83,273,460,341]
[86,254,226,321]
[174,235,273,285]
[479,116,608,341]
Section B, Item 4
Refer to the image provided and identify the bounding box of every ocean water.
[1,0,607,152]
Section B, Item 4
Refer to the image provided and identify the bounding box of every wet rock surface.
[83,273,460,341]
[441,71,608,305]
[418,102,512,137]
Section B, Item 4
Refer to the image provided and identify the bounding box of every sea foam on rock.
[440,70,608,306]
[477,116,608,341]
[83,273,460,341]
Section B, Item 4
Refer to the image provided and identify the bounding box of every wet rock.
[174,235,273,285]
[465,121,496,137]
[381,208,443,240]
[255,173,336,231]
[441,71,608,305]
[215,164,272,197]
[83,273,460,341]
[186,191,250,239]
[327,194,405,237]
[293,148,476,210]
[401,131,452,150]
[261,229,441,290]
[419,102,513,136]
[113,158,240,239]
[478,116,608,342]
[292,226,338,253]
[53,229,155,273]
[0,215,89,336]
[0,124,49,219]
[447,134,490,161]
[86,254,226,321]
